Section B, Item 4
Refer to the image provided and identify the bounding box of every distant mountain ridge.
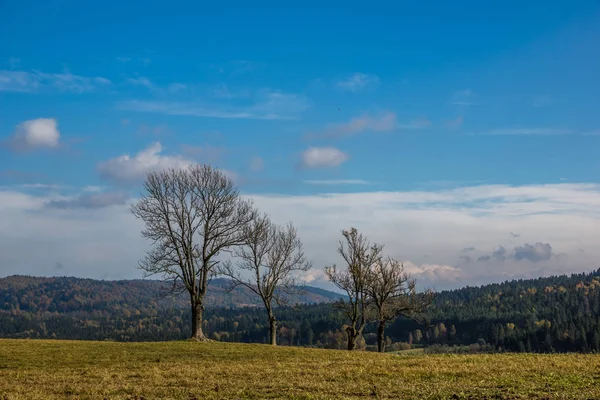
[2,270,600,353]
[0,275,344,316]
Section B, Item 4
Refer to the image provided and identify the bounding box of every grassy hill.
[1,339,599,399]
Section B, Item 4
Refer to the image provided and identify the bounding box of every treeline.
[2,269,600,353]
[0,275,341,315]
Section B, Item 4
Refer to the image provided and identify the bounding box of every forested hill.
[0,275,344,313]
[2,270,600,353]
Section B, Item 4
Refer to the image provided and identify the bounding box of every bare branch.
[325,227,382,350]
[366,256,436,352]
[219,215,311,345]
[131,164,256,340]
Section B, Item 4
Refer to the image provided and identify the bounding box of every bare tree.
[367,257,435,352]
[130,165,256,340]
[325,227,383,350]
[220,214,311,345]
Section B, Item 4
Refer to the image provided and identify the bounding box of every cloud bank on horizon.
[1,181,599,291]
[1,1,599,291]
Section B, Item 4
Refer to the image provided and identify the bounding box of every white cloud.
[97,142,194,184]
[299,147,349,169]
[402,262,465,289]
[0,189,145,280]
[0,70,110,93]
[97,143,237,185]
[248,183,600,289]
[336,73,380,92]
[7,118,61,151]
[1,183,599,290]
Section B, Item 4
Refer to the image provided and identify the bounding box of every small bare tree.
[131,165,256,340]
[220,214,311,345]
[367,257,435,352]
[325,227,383,350]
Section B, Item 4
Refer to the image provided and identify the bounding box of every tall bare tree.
[325,227,383,350]
[131,165,256,340]
[220,214,311,345]
[367,257,435,352]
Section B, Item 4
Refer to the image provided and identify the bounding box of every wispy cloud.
[0,169,43,183]
[20,183,64,190]
[46,191,129,210]
[208,60,264,76]
[126,77,154,89]
[397,117,432,130]
[445,116,464,128]
[116,53,152,66]
[249,156,264,172]
[308,112,429,140]
[7,57,20,69]
[117,90,310,120]
[309,112,397,139]
[336,73,380,92]
[125,77,187,94]
[0,70,111,93]
[211,84,251,99]
[582,130,600,136]
[304,179,369,185]
[167,83,187,93]
[469,128,573,136]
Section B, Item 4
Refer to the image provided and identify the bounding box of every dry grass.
[1,339,599,399]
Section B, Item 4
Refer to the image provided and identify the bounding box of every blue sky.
[1,1,599,289]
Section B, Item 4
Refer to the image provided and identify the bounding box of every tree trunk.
[191,301,208,341]
[346,327,357,350]
[377,320,386,353]
[269,315,277,346]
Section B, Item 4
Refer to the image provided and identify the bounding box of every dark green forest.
[2,270,600,353]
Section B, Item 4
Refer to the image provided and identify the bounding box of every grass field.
[1,340,600,399]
